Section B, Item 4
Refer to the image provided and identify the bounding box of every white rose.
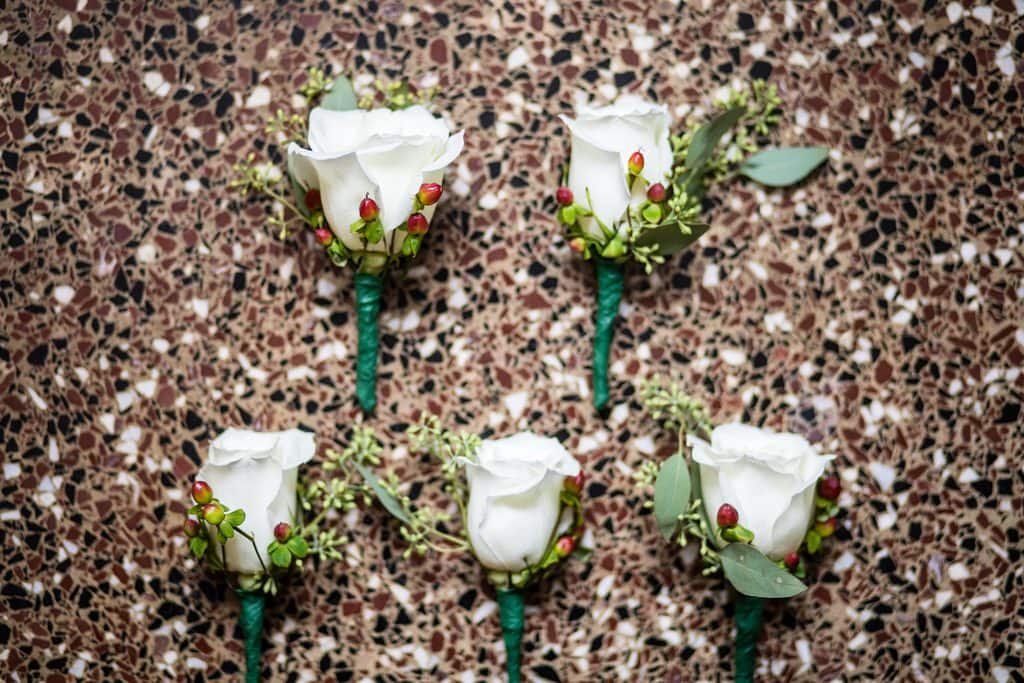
[198,428,315,574]
[559,95,673,240]
[688,423,833,560]
[288,106,464,253]
[460,432,581,572]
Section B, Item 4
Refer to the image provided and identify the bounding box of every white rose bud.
[198,428,315,574]
[688,424,833,560]
[559,95,673,240]
[460,432,581,572]
[287,106,464,254]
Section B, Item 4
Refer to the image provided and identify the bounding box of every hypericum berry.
[555,536,575,557]
[304,188,322,211]
[646,182,667,203]
[202,503,225,525]
[406,212,429,235]
[815,517,837,538]
[783,551,799,570]
[191,480,213,505]
[184,518,201,538]
[274,522,292,542]
[569,237,586,253]
[565,470,585,493]
[627,150,645,175]
[359,196,379,221]
[314,228,333,246]
[716,503,739,528]
[417,182,443,206]
[555,186,574,206]
[818,475,841,501]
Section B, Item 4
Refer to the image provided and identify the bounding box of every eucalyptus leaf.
[635,221,710,256]
[354,462,414,525]
[720,543,807,598]
[319,76,358,111]
[739,147,828,187]
[654,452,690,540]
[685,106,745,170]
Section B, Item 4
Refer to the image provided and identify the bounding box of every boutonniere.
[349,418,587,682]
[637,381,843,682]
[232,70,463,413]
[556,83,829,410]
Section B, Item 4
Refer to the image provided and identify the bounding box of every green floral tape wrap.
[734,593,764,683]
[592,258,624,410]
[354,272,382,413]
[237,590,265,683]
[497,588,525,683]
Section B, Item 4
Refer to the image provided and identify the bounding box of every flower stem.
[496,588,525,683]
[734,593,763,683]
[237,589,265,683]
[592,258,624,410]
[354,272,383,413]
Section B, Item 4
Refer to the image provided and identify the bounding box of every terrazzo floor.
[1,1,1022,681]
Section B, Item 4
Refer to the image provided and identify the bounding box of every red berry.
[417,182,443,206]
[314,228,333,246]
[406,212,429,235]
[191,480,213,505]
[274,522,292,542]
[555,186,574,206]
[818,475,841,501]
[184,518,200,538]
[716,503,739,528]
[202,503,224,525]
[628,151,645,175]
[555,536,575,557]
[359,196,379,221]
[569,237,586,253]
[783,552,799,570]
[646,182,667,203]
[304,188,322,211]
[565,470,585,493]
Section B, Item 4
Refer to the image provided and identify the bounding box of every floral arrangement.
[231,70,463,413]
[636,380,842,682]
[556,83,829,409]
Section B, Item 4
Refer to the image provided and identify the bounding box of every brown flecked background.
[1,1,1022,681]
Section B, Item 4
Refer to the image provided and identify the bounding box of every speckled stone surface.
[2,1,1022,681]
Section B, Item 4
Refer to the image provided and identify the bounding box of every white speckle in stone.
[57,14,72,33]
[721,349,746,366]
[746,261,767,280]
[994,667,1010,683]
[958,467,980,484]
[478,192,499,209]
[891,309,913,325]
[186,657,207,670]
[115,390,134,412]
[909,51,925,68]
[847,633,868,650]
[877,509,897,530]
[960,241,976,262]
[143,70,171,97]
[702,264,719,287]
[317,278,337,297]
[857,32,877,48]
[597,574,615,598]
[49,437,59,462]
[58,121,72,137]
[507,46,530,70]
[868,462,895,491]
[472,600,497,624]
[833,551,855,572]
[948,562,969,580]
[152,338,169,353]
[3,462,21,479]
[279,257,295,282]
[935,589,953,607]
[54,285,75,304]
[137,243,156,262]
[503,391,528,419]
[996,43,1015,76]
[100,47,114,63]
[764,311,792,333]
[787,51,811,68]
[38,108,58,125]
[135,379,156,398]
[946,2,963,22]
[100,413,116,433]
[191,298,208,318]
[246,85,271,108]
[27,387,48,410]
[971,5,993,24]
[69,657,86,678]
[948,378,963,395]
[633,435,655,455]
[749,42,766,59]
[183,179,200,194]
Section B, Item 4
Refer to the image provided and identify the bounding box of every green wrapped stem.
[592,259,624,410]
[237,590,265,683]
[354,272,382,413]
[496,588,525,683]
[734,594,764,683]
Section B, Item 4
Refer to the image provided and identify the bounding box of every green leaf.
[286,535,310,559]
[365,219,384,244]
[719,543,808,598]
[353,462,414,526]
[218,521,234,539]
[685,107,746,170]
[225,509,245,527]
[805,529,822,554]
[559,205,577,225]
[641,203,662,224]
[635,221,710,256]
[286,155,309,218]
[271,546,292,568]
[319,76,358,111]
[189,536,208,559]
[739,147,828,187]
[654,452,690,540]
